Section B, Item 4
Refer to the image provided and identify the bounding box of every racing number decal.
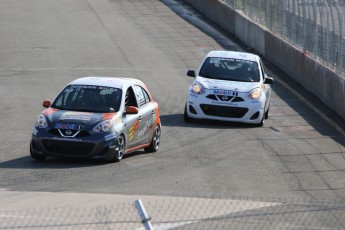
[129,119,140,141]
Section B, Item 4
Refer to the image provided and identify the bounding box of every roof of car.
[69,77,144,89]
[206,51,259,62]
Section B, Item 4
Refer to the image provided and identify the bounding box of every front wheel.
[145,125,161,153]
[30,143,47,161]
[112,135,125,162]
[184,104,193,122]
[255,114,264,127]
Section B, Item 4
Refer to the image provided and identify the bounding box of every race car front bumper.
[30,127,119,160]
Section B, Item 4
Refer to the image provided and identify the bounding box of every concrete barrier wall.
[184,0,345,120]
[184,0,236,35]
[234,11,266,56]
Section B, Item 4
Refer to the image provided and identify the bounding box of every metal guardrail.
[223,0,345,75]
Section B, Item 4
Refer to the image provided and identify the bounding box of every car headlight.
[93,120,113,133]
[248,88,261,100]
[191,81,205,94]
[37,114,48,128]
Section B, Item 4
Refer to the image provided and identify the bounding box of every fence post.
[135,199,154,230]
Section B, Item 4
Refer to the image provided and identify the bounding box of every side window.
[259,60,266,80]
[125,87,137,108]
[133,85,150,107]
[141,88,151,104]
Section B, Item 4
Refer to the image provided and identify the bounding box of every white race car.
[184,51,273,126]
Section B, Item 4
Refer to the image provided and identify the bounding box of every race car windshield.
[199,57,260,82]
[51,85,122,113]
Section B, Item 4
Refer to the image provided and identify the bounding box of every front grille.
[48,129,91,137]
[206,94,245,102]
[206,94,218,100]
[42,140,94,156]
[232,97,245,102]
[200,104,248,118]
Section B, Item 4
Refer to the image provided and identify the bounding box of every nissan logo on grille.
[65,130,73,136]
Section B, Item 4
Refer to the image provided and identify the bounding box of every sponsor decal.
[55,123,84,130]
[129,119,140,141]
[97,86,118,91]
[137,119,153,138]
[52,137,82,142]
[105,133,117,141]
[60,112,93,121]
[211,101,239,106]
[204,79,253,87]
[71,85,97,89]
[70,85,119,91]
[209,57,254,64]
[214,90,238,96]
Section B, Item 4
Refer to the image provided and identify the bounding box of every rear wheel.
[112,135,125,162]
[30,143,47,161]
[145,125,161,153]
[184,104,193,122]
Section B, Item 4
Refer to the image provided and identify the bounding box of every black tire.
[265,106,270,119]
[255,115,264,127]
[30,143,47,161]
[112,135,125,162]
[145,125,161,153]
[184,104,193,122]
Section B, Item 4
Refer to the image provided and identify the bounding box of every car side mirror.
[264,77,274,84]
[187,70,196,77]
[125,106,139,114]
[42,100,51,108]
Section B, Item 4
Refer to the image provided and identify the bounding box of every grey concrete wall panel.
[185,0,264,54]
[234,11,265,55]
[265,31,345,118]
[185,0,236,35]
[183,0,345,120]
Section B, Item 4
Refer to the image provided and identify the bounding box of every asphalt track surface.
[0,0,345,229]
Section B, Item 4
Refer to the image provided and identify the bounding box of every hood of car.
[43,108,116,127]
[197,76,260,92]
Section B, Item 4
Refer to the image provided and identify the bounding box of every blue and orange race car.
[30,77,161,162]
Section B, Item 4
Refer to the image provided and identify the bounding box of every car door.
[123,86,141,150]
[132,85,157,146]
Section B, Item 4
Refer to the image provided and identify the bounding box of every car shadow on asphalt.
[0,156,112,169]
[160,114,256,129]
[0,150,151,169]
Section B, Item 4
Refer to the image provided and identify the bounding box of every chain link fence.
[1,197,344,229]
[222,0,345,75]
